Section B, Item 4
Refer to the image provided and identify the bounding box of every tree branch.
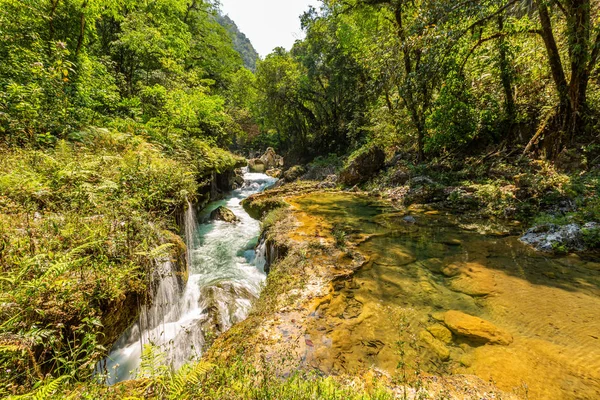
[460,33,507,73]
[588,29,600,73]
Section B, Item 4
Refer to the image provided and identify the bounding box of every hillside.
[216,14,260,72]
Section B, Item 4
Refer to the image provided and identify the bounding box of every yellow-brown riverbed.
[289,192,600,400]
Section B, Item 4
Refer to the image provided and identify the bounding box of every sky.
[218,0,321,57]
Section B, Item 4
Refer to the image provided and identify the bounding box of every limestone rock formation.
[283,165,306,182]
[520,223,590,252]
[443,310,513,345]
[339,146,385,186]
[317,174,338,189]
[248,148,284,173]
[248,158,266,173]
[210,206,240,223]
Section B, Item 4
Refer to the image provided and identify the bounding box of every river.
[98,170,277,384]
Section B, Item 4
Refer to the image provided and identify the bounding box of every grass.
[22,352,397,400]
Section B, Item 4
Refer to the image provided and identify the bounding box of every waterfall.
[184,200,197,267]
[98,170,277,384]
[254,238,267,273]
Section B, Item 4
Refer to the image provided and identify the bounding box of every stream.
[98,170,277,384]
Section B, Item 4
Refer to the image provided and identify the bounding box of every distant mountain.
[216,14,259,72]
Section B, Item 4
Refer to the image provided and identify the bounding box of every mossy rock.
[210,206,240,223]
[242,196,288,220]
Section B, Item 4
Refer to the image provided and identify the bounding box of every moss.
[242,196,288,220]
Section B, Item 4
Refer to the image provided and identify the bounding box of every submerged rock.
[443,310,513,345]
[427,323,453,344]
[403,215,417,224]
[210,206,240,223]
[339,146,385,186]
[419,330,451,361]
[519,223,585,252]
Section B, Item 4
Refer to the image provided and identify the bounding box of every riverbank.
[0,129,245,396]
[276,149,600,254]
[16,170,600,399]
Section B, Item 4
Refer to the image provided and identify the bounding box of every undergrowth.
[19,349,396,400]
[0,129,241,396]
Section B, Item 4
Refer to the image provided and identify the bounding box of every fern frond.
[167,362,213,399]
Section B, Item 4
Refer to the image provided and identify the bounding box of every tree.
[533,0,599,154]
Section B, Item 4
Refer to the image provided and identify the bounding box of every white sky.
[218,0,321,57]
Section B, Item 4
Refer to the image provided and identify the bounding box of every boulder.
[339,146,386,186]
[248,158,266,173]
[403,215,416,224]
[411,176,436,186]
[210,206,239,223]
[260,147,284,170]
[266,169,282,178]
[317,174,338,189]
[519,223,584,252]
[389,167,410,186]
[234,175,245,188]
[443,310,513,345]
[283,165,306,182]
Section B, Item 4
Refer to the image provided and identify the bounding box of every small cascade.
[254,237,267,273]
[184,200,197,266]
[98,169,277,384]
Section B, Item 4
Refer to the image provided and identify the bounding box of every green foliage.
[426,73,478,153]
[261,208,288,232]
[0,0,249,146]
[0,131,209,396]
[35,355,395,399]
[582,227,600,250]
[331,223,347,249]
[216,14,260,72]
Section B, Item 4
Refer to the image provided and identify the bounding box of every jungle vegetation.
[253,0,600,163]
[1,0,599,397]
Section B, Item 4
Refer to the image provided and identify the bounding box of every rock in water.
[443,310,513,345]
[210,206,240,223]
[419,330,451,361]
[248,158,266,173]
[261,147,284,170]
[339,146,385,186]
[427,323,453,344]
[266,168,282,178]
[248,148,284,173]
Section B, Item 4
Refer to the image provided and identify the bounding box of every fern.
[135,243,175,259]
[167,362,214,400]
[9,375,69,400]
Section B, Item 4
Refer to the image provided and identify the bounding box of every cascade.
[97,169,277,384]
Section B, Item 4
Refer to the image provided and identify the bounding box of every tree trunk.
[497,16,516,134]
[75,1,88,57]
[536,0,592,154]
[565,0,591,143]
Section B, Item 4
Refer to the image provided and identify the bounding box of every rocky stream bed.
[206,184,600,400]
